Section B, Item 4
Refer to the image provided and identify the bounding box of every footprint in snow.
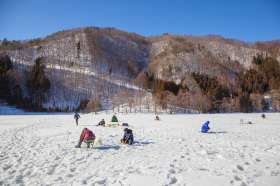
[15,175,23,184]
[244,162,250,165]
[168,176,177,185]
[240,182,248,186]
[255,158,261,162]
[234,175,242,181]
[81,179,87,185]
[253,171,263,178]
[46,164,58,175]
[66,174,74,178]
[168,169,176,174]
[76,157,85,162]
[147,166,156,169]
[2,164,12,171]
[198,168,209,172]
[166,170,177,185]
[23,170,31,177]
[8,169,16,175]
[270,170,280,176]
[237,165,244,171]
[94,178,107,185]
[55,156,60,160]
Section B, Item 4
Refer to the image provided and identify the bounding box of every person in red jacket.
[75,128,95,148]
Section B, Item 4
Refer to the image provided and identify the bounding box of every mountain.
[0,27,280,112]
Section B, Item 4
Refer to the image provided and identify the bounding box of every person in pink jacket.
[75,128,95,148]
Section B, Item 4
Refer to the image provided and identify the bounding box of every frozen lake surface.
[0,113,279,186]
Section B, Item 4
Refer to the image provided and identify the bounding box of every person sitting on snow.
[121,128,134,145]
[75,128,95,148]
[97,119,105,126]
[201,121,210,133]
[155,115,160,121]
[111,114,118,123]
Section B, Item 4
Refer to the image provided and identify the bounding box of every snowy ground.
[0,113,280,186]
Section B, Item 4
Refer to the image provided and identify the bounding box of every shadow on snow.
[207,131,228,134]
[93,145,121,150]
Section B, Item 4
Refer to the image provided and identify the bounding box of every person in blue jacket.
[201,121,210,133]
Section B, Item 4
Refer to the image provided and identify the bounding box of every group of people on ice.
[74,111,214,148]
[73,110,268,148]
[74,113,134,148]
[75,127,134,148]
[74,112,119,127]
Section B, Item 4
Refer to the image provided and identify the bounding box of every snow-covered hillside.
[0,113,280,186]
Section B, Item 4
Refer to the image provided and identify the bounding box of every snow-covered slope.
[0,113,280,185]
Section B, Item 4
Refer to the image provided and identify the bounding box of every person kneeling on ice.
[201,121,210,133]
[75,128,95,148]
[121,128,134,145]
[97,119,105,126]
[155,115,160,121]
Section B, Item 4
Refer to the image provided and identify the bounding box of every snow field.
[0,113,280,186]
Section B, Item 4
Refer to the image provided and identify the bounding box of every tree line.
[135,55,280,113]
[0,56,50,111]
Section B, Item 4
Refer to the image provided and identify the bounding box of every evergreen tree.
[27,58,50,109]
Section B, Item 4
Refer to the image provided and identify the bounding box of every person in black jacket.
[97,119,105,126]
[155,115,160,121]
[121,128,134,145]
[74,112,80,126]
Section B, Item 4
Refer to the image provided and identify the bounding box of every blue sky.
[0,0,279,41]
